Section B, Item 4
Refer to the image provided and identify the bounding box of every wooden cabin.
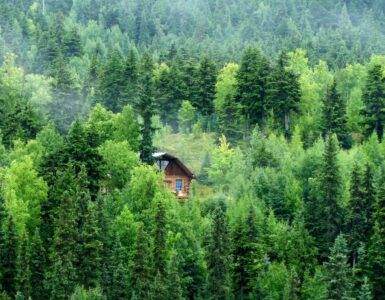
[153,152,195,198]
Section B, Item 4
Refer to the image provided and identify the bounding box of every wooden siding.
[164,161,192,198]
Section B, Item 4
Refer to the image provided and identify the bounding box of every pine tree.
[363,64,385,140]
[325,234,353,300]
[231,206,261,299]
[138,53,156,164]
[131,223,153,299]
[363,164,375,239]
[29,229,46,300]
[0,215,18,297]
[15,233,31,299]
[45,168,79,299]
[78,200,103,289]
[96,49,126,112]
[207,200,230,299]
[347,164,367,263]
[195,56,217,116]
[306,134,344,260]
[123,49,139,108]
[109,237,130,300]
[154,200,167,276]
[368,163,385,299]
[166,251,183,300]
[266,52,301,138]
[357,277,373,300]
[322,79,351,148]
[235,47,270,128]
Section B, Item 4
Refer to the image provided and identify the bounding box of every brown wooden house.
[153,152,195,198]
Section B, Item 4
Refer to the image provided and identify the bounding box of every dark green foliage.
[231,206,261,299]
[235,47,270,128]
[131,224,153,299]
[207,200,230,299]
[322,79,351,148]
[15,233,31,299]
[45,168,80,299]
[347,164,371,263]
[78,201,103,289]
[0,215,18,298]
[266,52,301,137]
[96,49,126,113]
[363,64,385,140]
[29,229,46,300]
[195,57,217,116]
[325,234,353,300]
[306,135,344,260]
[154,200,167,276]
[368,163,385,299]
[138,53,156,164]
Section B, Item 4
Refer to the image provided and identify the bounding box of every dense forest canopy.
[1,0,385,299]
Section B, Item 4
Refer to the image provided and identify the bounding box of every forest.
[1,0,385,299]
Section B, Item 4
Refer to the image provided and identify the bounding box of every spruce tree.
[15,233,31,299]
[131,223,153,299]
[96,49,125,112]
[123,48,139,108]
[29,229,46,300]
[347,164,367,263]
[266,52,301,138]
[235,47,270,128]
[325,234,353,300]
[207,200,230,299]
[0,215,18,298]
[231,206,261,299]
[368,163,385,299]
[154,200,167,276]
[306,134,344,260]
[78,200,103,289]
[195,56,217,116]
[363,164,375,238]
[109,237,130,300]
[322,79,351,148]
[138,53,156,164]
[45,168,79,299]
[363,64,385,140]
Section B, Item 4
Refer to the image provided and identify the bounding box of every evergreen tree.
[45,168,79,299]
[78,200,103,289]
[325,234,353,300]
[357,277,373,300]
[123,49,139,108]
[368,163,385,299]
[195,56,217,116]
[109,237,130,300]
[166,251,183,300]
[347,164,368,263]
[96,49,125,112]
[207,200,230,299]
[306,134,344,260]
[266,52,301,138]
[29,229,46,300]
[138,53,156,164]
[235,47,270,128]
[0,215,18,298]
[322,79,351,148]
[231,206,261,299]
[131,223,153,299]
[154,200,167,276]
[363,164,375,238]
[363,64,385,140]
[15,233,31,299]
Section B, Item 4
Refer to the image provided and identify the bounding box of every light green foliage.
[178,101,196,134]
[257,262,292,300]
[99,140,139,190]
[2,156,47,235]
[70,286,105,300]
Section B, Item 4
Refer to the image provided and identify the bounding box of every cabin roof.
[153,152,195,179]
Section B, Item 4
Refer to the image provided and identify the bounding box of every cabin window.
[175,179,183,192]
